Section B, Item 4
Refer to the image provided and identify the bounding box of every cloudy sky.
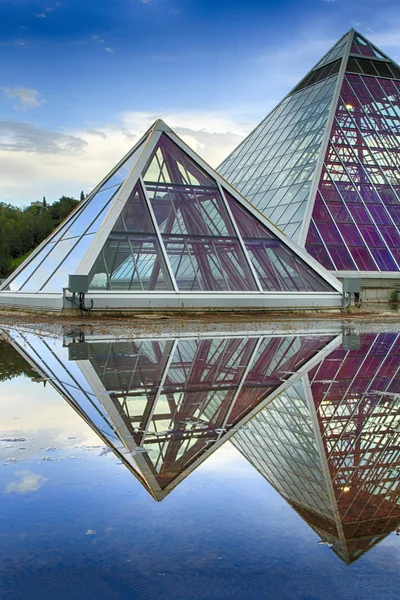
[1,0,400,206]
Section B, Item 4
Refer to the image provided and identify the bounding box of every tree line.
[0,195,82,279]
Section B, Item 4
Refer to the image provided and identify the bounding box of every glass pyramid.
[219,30,400,275]
[0,120,341,310]
[233,331,400,564]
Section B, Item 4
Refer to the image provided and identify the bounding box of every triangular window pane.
[143,134,215,187]
[6,141,145,292]
[89,183,173,291]
[225,192,333,292]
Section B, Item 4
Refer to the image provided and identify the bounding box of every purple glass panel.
[387,205,400,223]
[308,71,400,272]
[336,223,364,245]
[326,202,353,223]
[357,224,384,247]
[327,246,357,270]
[380,226,400,247]
[317,222,344,245]
[348,246,376,270]
[347,203,373,224]
[370,247,398,271]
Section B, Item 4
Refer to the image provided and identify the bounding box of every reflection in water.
[4,328,336,500]
[1,326,400,565]
[234,333,400,564]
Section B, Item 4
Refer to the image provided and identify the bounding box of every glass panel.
[101,141,145,190]
[61,185,121,240]
[143,134,216,187]
[7,242,56,291]
[224,192,333,292]
[41,234,95,292]
[219,77,338,243]
[307,72,400,272]
[88,183,173,291]
[162,235,257,292]
[21,237,77,292]
[89,234,172,291]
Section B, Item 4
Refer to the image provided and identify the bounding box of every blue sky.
[1,0,400,206]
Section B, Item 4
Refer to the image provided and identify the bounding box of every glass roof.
[219,76,338,242]
[4,125,337,296]
[306,74,400,272]
[89,133,334,293]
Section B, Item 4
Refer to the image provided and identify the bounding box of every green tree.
[0,195,79,278]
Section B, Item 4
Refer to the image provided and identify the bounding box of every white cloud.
[0,122,86,152]
[36,13,47,18]
[104,47,114,54]
[0,110,254,205]
[1,87,45,110]
[5,470,47,495]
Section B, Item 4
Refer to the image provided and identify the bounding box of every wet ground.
[0,318,399,599]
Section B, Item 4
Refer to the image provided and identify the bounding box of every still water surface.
[0,322,399,600]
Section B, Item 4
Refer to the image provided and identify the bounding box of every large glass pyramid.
[219,29,400,276]
[0,121,341,311]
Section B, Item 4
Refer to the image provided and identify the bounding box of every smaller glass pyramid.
[0,120,342,310]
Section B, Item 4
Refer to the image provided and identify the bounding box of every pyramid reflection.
[233,332,400,564]
[4,326,337,500]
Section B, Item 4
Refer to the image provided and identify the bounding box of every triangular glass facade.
[219,30,400,274]
[88,132,334,293]
[218,69,339,241]
[0,121,340,309]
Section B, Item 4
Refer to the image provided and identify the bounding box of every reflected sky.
[0,324,399,600]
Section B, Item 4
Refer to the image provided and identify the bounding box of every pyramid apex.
[153,119,173,133]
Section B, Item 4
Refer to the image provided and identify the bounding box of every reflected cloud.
[5,470,47,494]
